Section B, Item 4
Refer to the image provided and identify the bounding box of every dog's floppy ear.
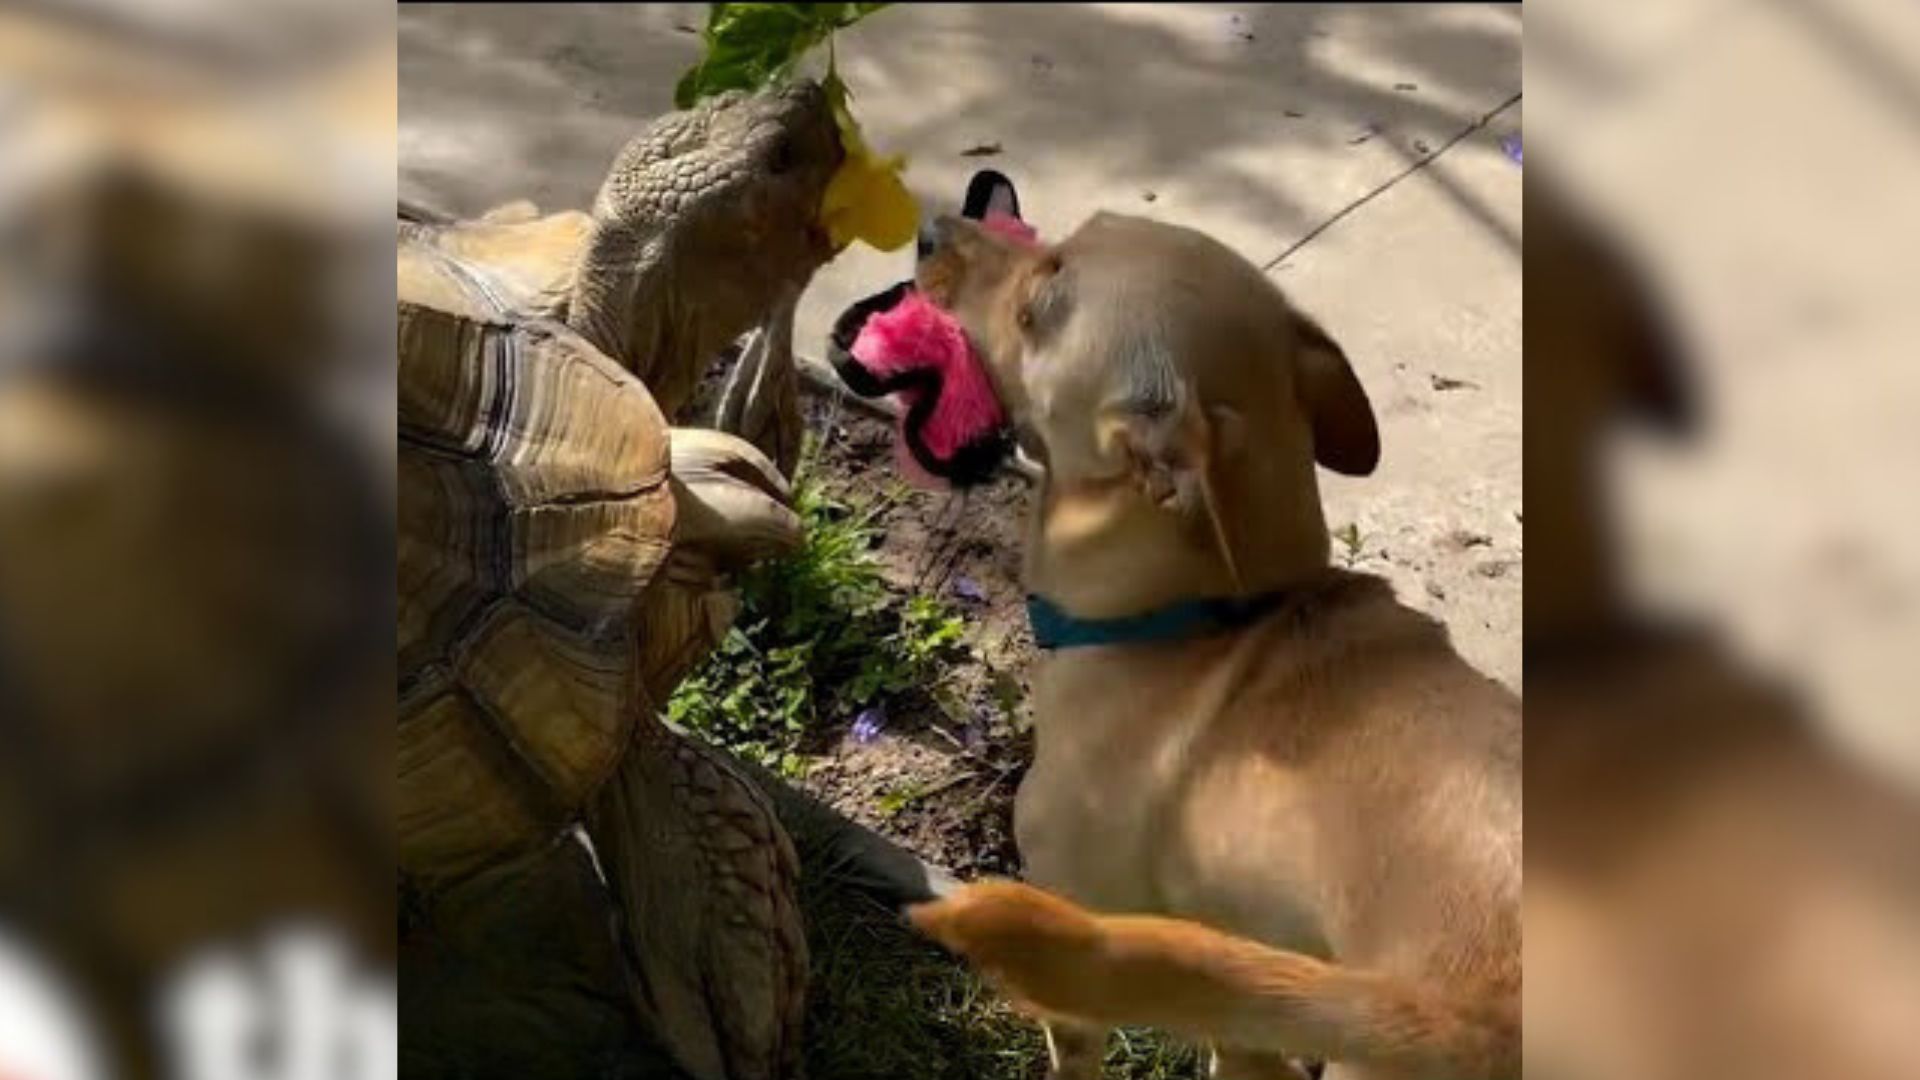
[1292,313,1380,476]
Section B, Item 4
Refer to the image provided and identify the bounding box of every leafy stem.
[675,2,892,108]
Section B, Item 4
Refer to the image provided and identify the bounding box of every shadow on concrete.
[399,3,1521,259]
[866,2,1521,257]
[398,4,699,212]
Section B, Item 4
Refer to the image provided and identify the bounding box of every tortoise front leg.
[713,289,803,479]
[585,452,808,1080]
[584,720,806,1080]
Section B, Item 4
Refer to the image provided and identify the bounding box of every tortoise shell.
[397,235,674,883]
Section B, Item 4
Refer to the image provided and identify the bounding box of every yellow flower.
[821,150,917,252]
[819,82,918,252]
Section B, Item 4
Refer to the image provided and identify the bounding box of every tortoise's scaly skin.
[574,84,837,422]
[398,83,839,1080]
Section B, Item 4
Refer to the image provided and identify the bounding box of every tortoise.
[398,80,835,478]
[398,82,843,1080]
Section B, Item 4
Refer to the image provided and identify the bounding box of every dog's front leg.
[1014,729,1122,1078]
[1044,1018,1109,1080]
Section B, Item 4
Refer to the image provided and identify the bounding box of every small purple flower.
[963,706,993,752]
[1501,133,1523,166]
[851,706,886,745]
[951,575,988,604]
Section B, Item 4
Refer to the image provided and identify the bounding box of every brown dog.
[907,212,1521,1080]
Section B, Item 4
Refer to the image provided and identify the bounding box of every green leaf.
[675,2,894,106]
[799,3,847,28]
[673,68,702,110]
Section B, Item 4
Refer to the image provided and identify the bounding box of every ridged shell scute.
[397,294,673,884]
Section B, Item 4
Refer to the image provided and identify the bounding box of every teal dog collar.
[1026,590,1291,650]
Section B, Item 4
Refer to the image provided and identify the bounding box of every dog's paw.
[908,881,1105,1020]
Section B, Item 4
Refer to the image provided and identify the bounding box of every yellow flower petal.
[821,150,917,252]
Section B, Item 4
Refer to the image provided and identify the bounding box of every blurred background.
[1530,0,1920,774]
[0,1,394,1078]
[1526,0,1920,1078]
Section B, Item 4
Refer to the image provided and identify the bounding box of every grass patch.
[668,455,968,776]
[798,875,1206,1080]
[799,878,1044,1080]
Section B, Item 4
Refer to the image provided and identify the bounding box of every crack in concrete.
[1261,92,1523,272]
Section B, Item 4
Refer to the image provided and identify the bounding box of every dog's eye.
[1017,307,1035,330]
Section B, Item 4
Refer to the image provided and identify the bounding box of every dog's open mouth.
[823,170,1030,489]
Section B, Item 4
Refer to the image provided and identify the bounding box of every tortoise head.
[571,81,842,407]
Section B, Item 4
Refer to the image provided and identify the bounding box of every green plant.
[668,451,970,775]
[675,3,892,107]
[1333,521,1367,568]
[675,3,917,251]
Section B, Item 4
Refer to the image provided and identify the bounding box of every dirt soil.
[798,398,1038,878]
